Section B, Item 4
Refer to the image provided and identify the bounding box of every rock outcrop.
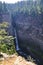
[0,53,36,65]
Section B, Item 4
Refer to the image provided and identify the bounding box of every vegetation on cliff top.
[0,22,16,55]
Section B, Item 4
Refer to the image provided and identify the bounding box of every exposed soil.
[0,53,36,65]
[0,55,17,65]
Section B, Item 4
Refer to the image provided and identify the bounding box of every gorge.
[0,0,43,65]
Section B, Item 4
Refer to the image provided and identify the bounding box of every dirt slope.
[0,53,36,65]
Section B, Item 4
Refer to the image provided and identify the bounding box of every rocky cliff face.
[12,12,43,60]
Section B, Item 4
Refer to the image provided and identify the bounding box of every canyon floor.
[0,53,36,65]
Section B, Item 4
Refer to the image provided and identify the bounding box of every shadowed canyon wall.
[12,12,43,61]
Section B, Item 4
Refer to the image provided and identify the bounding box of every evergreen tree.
[3,2,8,13]
[0,1,3,22]
[0,1,2,13]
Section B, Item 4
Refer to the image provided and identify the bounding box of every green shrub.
[0,22,16,55]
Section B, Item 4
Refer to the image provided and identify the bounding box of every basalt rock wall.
[13,12,43,58]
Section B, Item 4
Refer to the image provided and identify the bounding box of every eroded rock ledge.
[0,53,36,65]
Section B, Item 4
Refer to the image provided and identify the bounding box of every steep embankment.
[15,13,43,49]
[12,11,43,64]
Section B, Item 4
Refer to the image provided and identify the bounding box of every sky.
[0,0,36,3]
[0,0,22,3]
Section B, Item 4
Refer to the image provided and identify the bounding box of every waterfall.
[14,28,27,58]
[14,28,20,51]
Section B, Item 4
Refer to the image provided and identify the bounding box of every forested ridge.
[0,0,43,14]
